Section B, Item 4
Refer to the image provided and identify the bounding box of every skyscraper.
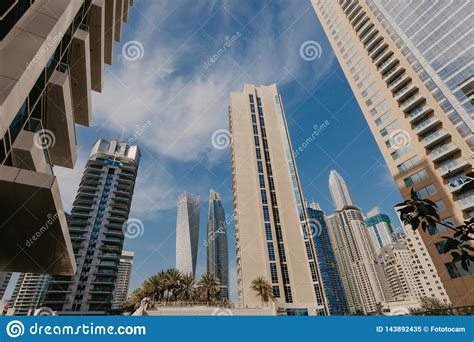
[176,193,200,277]
[0,0,134,276]
[9,273,50,315]
[207,190,229,299]
[229,84,328,316]
[0,273,12,301]
[365,207,395,256]
[42,139,140,314]
[112,251,134,310]
[311,0,473,306]
[306,202,348,315]
[327,171,391,314]
[326,214,365,314]
[328,170,354,210]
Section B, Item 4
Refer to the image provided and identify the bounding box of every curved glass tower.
[207,190,229,299]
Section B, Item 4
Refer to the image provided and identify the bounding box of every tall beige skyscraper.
[229,84,328,316]
[311,0,473,306]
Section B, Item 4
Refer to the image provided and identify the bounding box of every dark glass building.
[306,202,348,315]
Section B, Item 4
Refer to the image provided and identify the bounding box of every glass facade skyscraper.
[207,190,229,299]
[176,192,200,277]
[306,202,347,315]
[312,0,473,306]
[42,139,140,314]
[364,207,395,256]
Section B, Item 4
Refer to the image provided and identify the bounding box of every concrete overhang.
[114,0,123,42]
[0,164,76,276]
[104,0,116,65]
[46,70,77,169]
[90,0,105,92]
[70,28,92,126]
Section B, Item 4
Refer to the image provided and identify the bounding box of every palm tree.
[198,272,221,304]
[143,274,162,302]
[250,276,274,307]
[164,268,183,302]
[179,273,196,303]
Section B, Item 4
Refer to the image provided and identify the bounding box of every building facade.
[176,192,200,277]
[0,0,134,276]
[306,202,348,315]
[229,84,328,316]
[0,273,12,301]
[311,0,473,306]
[42,139,140,314]
[9,273,50,315]
[112,250,134,310]
[326,214,365,314]
[365,207,395,256]
[207,190,229,299]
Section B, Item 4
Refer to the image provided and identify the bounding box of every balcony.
[422,129,450,148]
[366,36,383,52]
[437,158,471,177]
[400,93,424,112]
[449,175,470,194]
[429,144,460,163]
[407,105,433,123]
[389,73,411,91]
[372,46,391,64]
[383,65,405,82]
[414,117,441,135]
[457,190,474,211]
[394,83,417,102]
[379,56,397,74]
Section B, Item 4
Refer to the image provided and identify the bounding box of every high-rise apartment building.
[311,0,473,306]
[112,250,134,310]
[42,139,140,314]
[326,214,364,314]
[365,207,395,256]
[0,0,134,276]
[306,202,348,315]
[9,273,50,315]
[0,273,12,301]
[327,171,391,314]
[328,170,354,210]
[207,190,229,299]
[176,192,200,277]
[229,84,328,316]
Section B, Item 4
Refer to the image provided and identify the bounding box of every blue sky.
[50,0,404,303]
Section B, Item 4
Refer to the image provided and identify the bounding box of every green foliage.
[409,297,453,316]
[250,276,275,307]
[122,269,227,310]
[396,175,474,271]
